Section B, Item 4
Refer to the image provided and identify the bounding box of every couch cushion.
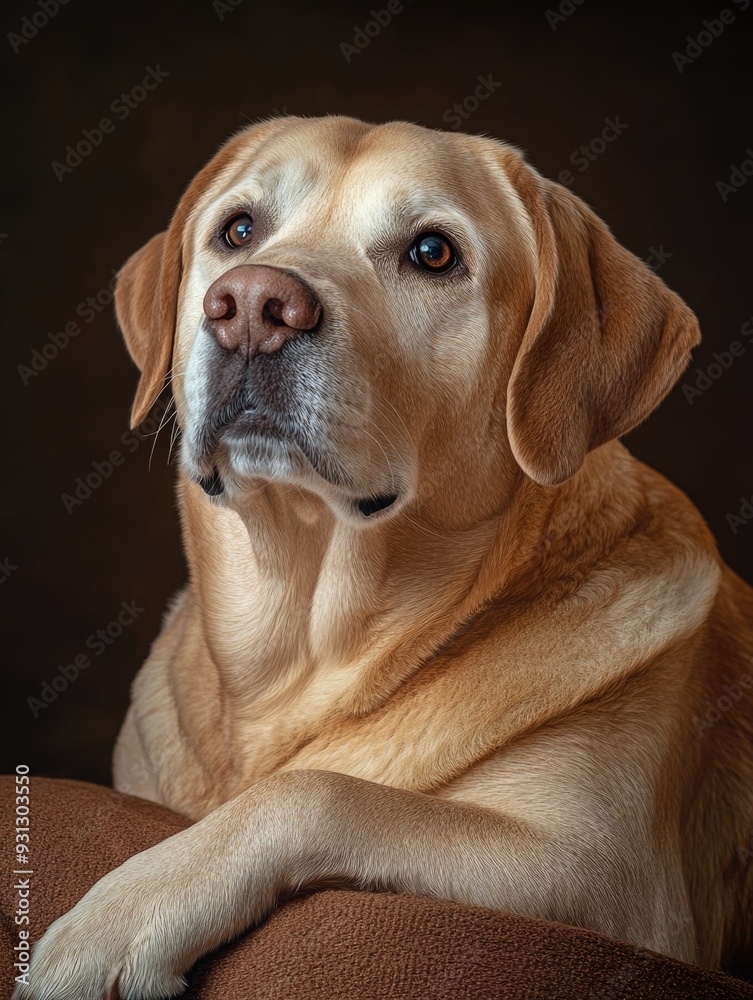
[1,776,750,999]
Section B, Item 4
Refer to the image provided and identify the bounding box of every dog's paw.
[11,841,209,1000]
[12,906,187,1000]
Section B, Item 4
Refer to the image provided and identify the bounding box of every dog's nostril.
[262,297,286,326]
[205,293,237,321]
[219,294,237,320]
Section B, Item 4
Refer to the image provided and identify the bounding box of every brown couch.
[2,776,751,999]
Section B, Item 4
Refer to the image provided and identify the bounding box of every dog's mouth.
[208,393,282,440]
[196,467,399,518]
[195,393,289,466]
[192,393,402,517]
[196,469,225,496]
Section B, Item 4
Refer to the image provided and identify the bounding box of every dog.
[17,115,753,999]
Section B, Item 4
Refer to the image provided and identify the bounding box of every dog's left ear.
[505,161,700,486]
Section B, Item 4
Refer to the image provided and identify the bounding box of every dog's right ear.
[115,230,180,428]
[115,136,239,429]
[114,118,311,428]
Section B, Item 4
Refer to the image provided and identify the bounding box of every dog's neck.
[176,442,647,722]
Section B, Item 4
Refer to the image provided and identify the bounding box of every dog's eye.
[222,213,254,248]
[408,232,457,274]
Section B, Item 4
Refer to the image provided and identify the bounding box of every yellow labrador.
[19,116,753,999]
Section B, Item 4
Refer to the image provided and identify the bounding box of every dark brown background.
[1,0,752,785]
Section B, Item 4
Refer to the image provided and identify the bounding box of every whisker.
[167,414,182,465]
[147,397,177,471]
[163,368,188,388]
[398,509,448,542]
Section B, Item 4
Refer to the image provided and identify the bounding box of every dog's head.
[115,115,699,526]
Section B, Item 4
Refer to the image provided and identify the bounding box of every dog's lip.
[206,392,289,445]
[196,469,224,496]
[219,408,283,437]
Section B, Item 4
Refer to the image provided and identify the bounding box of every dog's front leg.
[16,769,674,1000]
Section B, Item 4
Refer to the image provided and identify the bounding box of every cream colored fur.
[17,116,753,1000]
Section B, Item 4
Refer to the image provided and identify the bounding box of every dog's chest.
[118,546,720,820]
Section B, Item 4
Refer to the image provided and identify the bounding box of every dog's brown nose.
[203,265,322,356]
